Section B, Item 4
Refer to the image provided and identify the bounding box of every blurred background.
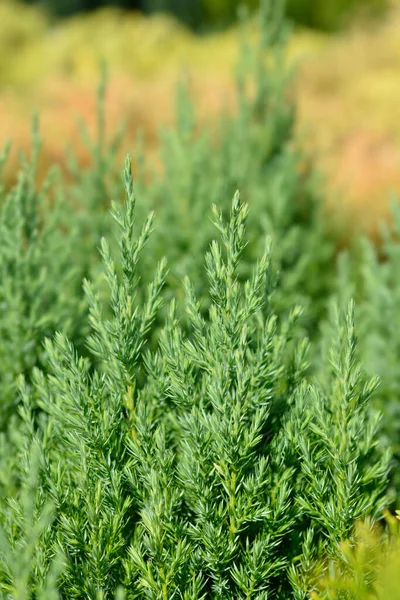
[0,0,399,237]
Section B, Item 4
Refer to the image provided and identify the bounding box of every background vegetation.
[0,0,399,239]
[23,0,389,30]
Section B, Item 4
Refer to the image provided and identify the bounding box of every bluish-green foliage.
[324,200,400,500]
[0,166,390,598]
[0,117,88,431]
[0,0,395,597]
[130,1,335,335]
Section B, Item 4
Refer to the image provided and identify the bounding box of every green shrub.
[50,0,336,338]
[0,117,88,431]
[325,201,400,500]
[0,1,393,596]
[0,0,338,432]
[0,166,390,598]
[130,0,335,335]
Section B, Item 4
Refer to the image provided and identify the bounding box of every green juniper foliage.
[0,117,87,431]
[0,0,338,453]
[0,159,389,599]
[0,1,394,597]
[65,63,127,282]
[327,199,400,499]
[61,0,334,336]
[0,439,63,600]
[135,0,335,334]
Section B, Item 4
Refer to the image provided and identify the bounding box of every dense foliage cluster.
[328,201,400,498]
[0,1,398,598]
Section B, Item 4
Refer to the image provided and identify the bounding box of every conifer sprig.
[84,155,167,387]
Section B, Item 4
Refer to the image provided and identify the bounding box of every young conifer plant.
[0,156,389,599]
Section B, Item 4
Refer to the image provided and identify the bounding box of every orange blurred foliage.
[1,0,400,241]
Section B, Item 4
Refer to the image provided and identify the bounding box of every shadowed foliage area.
[23,0,388,30]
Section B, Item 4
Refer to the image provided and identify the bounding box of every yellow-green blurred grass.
[1,0,400,240]
[0,0,240,182]
[311,511,400,600]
